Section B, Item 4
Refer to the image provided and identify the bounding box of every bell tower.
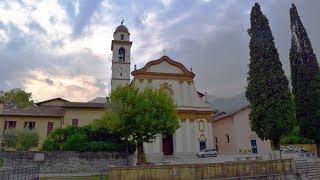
[111,20,132,92]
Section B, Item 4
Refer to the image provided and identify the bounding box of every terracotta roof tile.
[62,102,107,108]
[1,106,64,117]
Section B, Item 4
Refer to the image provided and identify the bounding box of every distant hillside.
[89,94,248,114]
[207,92,249,113]
[88,97,107,103]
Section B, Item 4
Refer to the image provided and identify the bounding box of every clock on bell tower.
[111,20,132,92]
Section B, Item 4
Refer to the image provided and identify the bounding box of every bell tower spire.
[111,20,132,91]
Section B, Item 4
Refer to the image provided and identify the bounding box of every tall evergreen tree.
[246,3,294,150]
[289,4,320,156]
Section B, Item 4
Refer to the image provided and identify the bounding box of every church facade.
[111,22,214,159]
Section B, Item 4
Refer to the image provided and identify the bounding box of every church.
[110,22,214,159]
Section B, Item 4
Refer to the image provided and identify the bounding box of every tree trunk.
[315,141,320,157]
[137,142,146,165]
[273,139,282,159]
[273,139,280,150]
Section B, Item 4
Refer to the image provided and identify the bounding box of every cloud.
[58,0,104,38]
[45,78,54,86]
[0,0,319,102]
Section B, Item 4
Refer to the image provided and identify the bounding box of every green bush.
[63,133,88,151]
[42,125,136,153]
[17,129,39,150]
[0,159,4,167]
[281,126,313,144]
[2,128,39,150]
[2,128,18,149]
[42,137,60,151]
[86,141,124,152]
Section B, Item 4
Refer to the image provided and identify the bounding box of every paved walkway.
[149,152,319,165]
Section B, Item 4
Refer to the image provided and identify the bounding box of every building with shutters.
[0,98,105,149]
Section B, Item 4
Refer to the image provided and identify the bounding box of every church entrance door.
[162,135,173,156]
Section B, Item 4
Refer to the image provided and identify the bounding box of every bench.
[233,155,263,161]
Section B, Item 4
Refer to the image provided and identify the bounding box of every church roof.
[114,24,129,34]
[213,105,250,121]
[131,56,195,79]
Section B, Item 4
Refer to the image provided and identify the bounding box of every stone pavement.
[149,152,319,165]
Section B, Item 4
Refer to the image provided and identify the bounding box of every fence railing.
[0,167,40,180]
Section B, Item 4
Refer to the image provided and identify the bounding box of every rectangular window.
[72,119,78,126]
[4,121,16,130]
[121,34,124,40]
[47,122,53,136]
[24,121,35,130]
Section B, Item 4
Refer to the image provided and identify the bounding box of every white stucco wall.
[134,59,212,159]
[135,79,210,108]
[233,108,272,154]
[213,108,272,154]
[146,61,183,74]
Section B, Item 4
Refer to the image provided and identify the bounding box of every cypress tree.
[289,4,320,156]
[246,3,294,150]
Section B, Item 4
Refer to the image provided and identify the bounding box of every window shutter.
[47,122,53,136]
[72,119,78,126]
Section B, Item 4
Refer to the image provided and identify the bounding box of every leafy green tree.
[0,88,34,109]
[98,84,179,164]
[289,4,320,156]
[246,3,294,150]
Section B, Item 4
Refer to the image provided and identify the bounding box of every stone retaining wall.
[0,151,132,173]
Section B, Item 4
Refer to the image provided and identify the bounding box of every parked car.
[196,148,218,158]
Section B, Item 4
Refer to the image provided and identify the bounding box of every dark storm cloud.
[4,23,27,50]
[45,78,54,86]
[58,0,104,38]
[0,0,319,100]
[130,0,320,97]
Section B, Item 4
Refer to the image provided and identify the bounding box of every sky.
[0,0,319,102]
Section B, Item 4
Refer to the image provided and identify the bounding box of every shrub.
[86,141,124,152]
[42,125,136,153]
[63,133,89,151]
[42,138,60,151]
[17,129,39,150]
[2,128,39,150]
[2,128,18,149]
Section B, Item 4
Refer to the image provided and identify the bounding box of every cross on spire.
[121,17,124,25]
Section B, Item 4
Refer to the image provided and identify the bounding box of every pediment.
[131,56,195,78]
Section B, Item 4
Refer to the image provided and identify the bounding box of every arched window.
[118,47,125,61]
[226,134,230,143]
